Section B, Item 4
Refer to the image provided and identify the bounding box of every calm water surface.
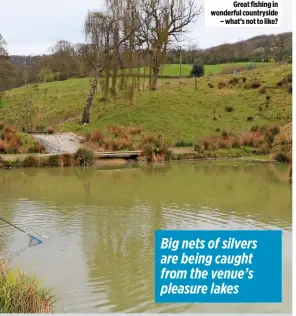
[0,161,292,313]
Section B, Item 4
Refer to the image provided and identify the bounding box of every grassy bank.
[0,260,54,313]
[0,63,291,145]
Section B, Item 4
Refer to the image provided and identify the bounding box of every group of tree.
[0,1,292,124]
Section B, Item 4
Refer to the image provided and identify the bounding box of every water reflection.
[0,161,292,312]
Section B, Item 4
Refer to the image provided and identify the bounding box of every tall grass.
[0,260,54,313]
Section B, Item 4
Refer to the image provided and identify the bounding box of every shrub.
[259,86,266,94]
[47,127,54,134]
[74,148,94,166]
[225,105,234,112]
[127,126,142,135]
[110,125,123,137]
[190,60,204,78]
[118,135,133,150]
[228,77,239,85]
[208,83,214,88]
[88,130,105,145]
[46,155,60,167]
[61,154,73,167]
[22,156,39,168]
[266,95,271,101]
[274,152,290,163]
[0,139,7,153]
[241,77,247,83]
[218,81,227,89]
[140,135,172,162]
[246,116,254,121]
[250,80,261,89]
[0,260,54,313]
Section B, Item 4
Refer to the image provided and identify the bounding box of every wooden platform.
[0,151,142,162]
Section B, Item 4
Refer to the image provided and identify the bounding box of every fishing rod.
[0,216,43,244]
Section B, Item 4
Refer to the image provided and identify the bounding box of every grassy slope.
[0,63,292,144]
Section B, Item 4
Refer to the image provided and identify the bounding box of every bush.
[0,156,4,168]
[274,152,290,163]
[74,148,94,166]
[47,127,54,134]
[0,139,7,153]
[250,80,261,89]
[126,126,142,135]
[140,135,172,162]
[87,130,105,145]
[259,86,266,94]
[228,77,239,85]
[190,60,204,78]
[61,154,73,167]
[218,81,227,89]
[266,95,271,101]
[22,156,39,168]
[110,125,124,137]
[0,260,54,313]
[46,155,60,167]
[225,105,234,112]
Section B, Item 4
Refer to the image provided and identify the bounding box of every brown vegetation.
[140,134,171,162]
[195,125,280,155]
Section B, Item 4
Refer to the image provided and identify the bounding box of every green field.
[136,62,270,77]
[0,62,292,144]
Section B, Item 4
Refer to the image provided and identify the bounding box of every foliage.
[74,148,94,166]
[190,60,204,78]
[37,67,55,83]
[0,260,54,313]
[140,134,172,162]
[22,156,39,167]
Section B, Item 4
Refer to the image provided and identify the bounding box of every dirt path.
[33,133,85,154]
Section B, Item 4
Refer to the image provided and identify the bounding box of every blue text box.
[155,230,282,303]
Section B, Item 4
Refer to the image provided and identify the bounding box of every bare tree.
[187,43,199,63]
[81,11,114,124]
[80,6,143,123]
[236,40,246,61]
[51,40,77,79]
[262,38,272,61]
[138,0,202,90]
[272,33,288,61]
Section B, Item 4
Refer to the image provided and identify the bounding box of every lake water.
[0,161,292,313]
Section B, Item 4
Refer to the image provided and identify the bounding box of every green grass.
[132,62,270,77]
[0,260,54,313]
[0,63,292,144]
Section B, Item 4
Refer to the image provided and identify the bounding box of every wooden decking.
[0,150,142,162]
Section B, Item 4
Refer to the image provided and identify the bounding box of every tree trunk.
[81,76,99,124]
[151,66,159,90]
[111,66,118,97]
